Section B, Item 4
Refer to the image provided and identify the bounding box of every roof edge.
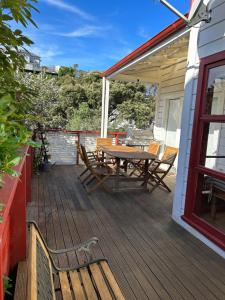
[102,14,188,78]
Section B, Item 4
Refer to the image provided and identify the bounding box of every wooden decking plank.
[98,190,214,297]
[89,263,113,300]
[49,174,70,268]
[90,192,161,300]
[59,272,73,299]
[28,165,225,300]
[69,270,86,300]
[117,189,225,299]
[97,191,189,300]
[14,261,28,300]
[118,192,220,300]
[66,168,140,300]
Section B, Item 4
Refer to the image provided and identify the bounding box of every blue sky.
[22,0,189,71]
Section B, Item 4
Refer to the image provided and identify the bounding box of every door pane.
[195,174,225,234]
[201,122,225,173]
[205,65,225,115]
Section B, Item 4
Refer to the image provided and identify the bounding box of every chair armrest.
[48,237,98,254]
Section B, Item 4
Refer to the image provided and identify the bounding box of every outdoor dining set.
[77,138,178,194]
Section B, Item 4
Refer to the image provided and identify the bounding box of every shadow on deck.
[28,165,225,300]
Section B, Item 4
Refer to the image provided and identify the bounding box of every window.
[183,51,225,250]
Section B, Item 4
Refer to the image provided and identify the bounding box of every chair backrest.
[80,144,92,168]
[27,222,56,300]
[161,146,178,165]
[148,142,160,156]
[96,138,113,150]
[77,142,84,162]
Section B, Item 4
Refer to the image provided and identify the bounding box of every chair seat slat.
[69,270,86,300]
[90,263,113,300]
[59,272,73,300]
[80,268,98,300]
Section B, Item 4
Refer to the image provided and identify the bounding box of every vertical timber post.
[76,132,80,165]
[101,77,106,138]
[103,79,110,138]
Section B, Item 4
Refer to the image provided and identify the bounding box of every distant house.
[19,49,41,71]
[101,0,225,258]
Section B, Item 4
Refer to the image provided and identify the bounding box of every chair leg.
[81,173,92,184]
[149,173,171,193]
[79,167,88,178]
[87,174,112,193]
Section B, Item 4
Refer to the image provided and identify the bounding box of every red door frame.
[183,50,225,251]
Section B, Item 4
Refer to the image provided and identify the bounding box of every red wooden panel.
[0,146,31,299]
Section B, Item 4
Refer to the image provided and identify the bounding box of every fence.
[0,146,32,299]
[46,130,127,165]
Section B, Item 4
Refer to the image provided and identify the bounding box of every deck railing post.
[115,134,119,145]
[76,133,80,165]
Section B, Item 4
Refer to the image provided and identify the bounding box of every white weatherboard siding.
[173,0,225,258]
[154,58,187,167]
[47,132,77,165]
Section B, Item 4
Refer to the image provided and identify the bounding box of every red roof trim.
[102,15,188,77]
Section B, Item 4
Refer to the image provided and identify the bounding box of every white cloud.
[43,0,94,20]
[29,44,63,63]
[138,27,150,39]
[60,25,107,38]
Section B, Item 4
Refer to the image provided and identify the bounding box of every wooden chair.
[96,138,113,151]
[146,146,178,192]
[129,142,160,177]
[77,142,99,180]
[80,145,114,193]
[96,137,115,164]
[27,221,125,300]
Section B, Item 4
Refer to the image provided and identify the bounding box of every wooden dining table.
[101,145,157,191]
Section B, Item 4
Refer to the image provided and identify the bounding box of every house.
[19,49,41,71]
[101,0,225,258]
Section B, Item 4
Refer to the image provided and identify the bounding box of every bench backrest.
[27,223,56,300]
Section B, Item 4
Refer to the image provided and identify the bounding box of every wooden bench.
[18,221,125,300]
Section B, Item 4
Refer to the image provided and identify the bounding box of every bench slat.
[100,261,125,300]
[69,270,86,300]
[90,263,113,300]
[80,267,98,300]
[59,272,73,300]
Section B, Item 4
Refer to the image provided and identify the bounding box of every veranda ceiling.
[107,32,190,84]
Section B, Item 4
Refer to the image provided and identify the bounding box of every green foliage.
[3,275,13,295]
[68,102,101,131]
[0,0,38,185]
[58,65,78,77]
[17,69,156,131]
[118,94,155,129]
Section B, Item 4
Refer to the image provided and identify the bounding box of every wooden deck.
[28,165,225,300]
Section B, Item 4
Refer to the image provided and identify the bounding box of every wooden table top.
[101,145,157,160]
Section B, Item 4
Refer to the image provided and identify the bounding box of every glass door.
[183,51,225,250]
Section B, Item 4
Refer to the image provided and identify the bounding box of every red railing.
[0,146,32,299]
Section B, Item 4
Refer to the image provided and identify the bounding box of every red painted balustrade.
[0,146,32,299]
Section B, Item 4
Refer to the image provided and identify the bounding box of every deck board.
[28,165,225,300]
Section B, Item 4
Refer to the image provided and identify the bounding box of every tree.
[0,0,38,185]
[58,65,77,77]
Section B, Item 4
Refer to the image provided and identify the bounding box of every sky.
[21,0,189,71]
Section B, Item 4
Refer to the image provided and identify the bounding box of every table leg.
[115,157,120,191]
[143,159,149,189]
